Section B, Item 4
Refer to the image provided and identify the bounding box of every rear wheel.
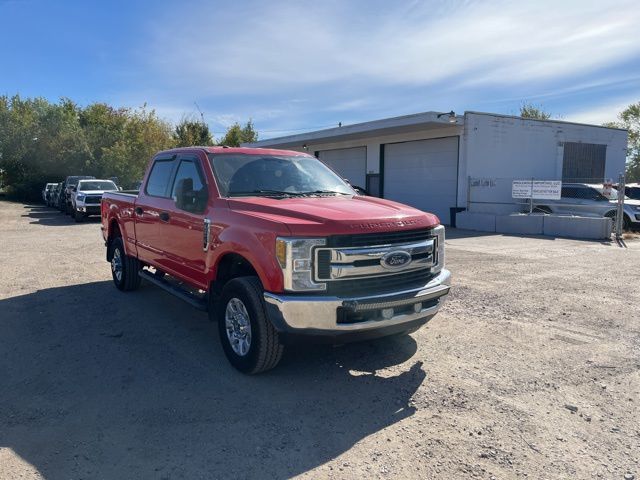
[216,277,283,374]
[109,237,141,291]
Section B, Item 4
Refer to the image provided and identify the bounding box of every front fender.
[210,225,284,292]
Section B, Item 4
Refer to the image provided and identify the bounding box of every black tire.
[216,276,283,374]
[74,208,84,222]
[109,237,141,291]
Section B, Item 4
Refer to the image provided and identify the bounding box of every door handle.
[135,207,143,215]
[159,211,170,222]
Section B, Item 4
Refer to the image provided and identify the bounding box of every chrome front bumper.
[263,269,451,336]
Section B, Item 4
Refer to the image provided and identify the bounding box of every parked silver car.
[42,183,58,205]
[533,183,640,230]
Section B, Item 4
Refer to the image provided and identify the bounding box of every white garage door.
[318,147,367,189]
[383,137,458,224]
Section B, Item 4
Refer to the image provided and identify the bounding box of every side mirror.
[175,178,207,212]
[118,186,123,191]
[351,185,369,196]
[71,186,77,192]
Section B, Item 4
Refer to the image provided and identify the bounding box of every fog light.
[413,302,422,313]
[381,308,394,319]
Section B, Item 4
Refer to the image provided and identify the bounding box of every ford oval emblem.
[380,250,412,270]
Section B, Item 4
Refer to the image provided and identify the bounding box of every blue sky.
[1,0,639,139]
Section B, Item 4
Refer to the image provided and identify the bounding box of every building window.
[562,142,606,182]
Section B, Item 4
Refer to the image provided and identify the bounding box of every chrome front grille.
[314,238,436,281]
[314,228,438,299]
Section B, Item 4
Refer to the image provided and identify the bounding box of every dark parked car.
[61,176,95,214]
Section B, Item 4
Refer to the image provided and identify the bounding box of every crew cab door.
[134,155,178,270]
[162,154,211,289]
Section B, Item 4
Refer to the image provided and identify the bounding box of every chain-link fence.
[467,175,635,238]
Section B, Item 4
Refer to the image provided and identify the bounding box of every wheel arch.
[211,252,261,297]
[106,219,122,261]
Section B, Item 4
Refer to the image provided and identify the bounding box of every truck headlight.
[76,193,86,201]
[432,225,445,274]
[276,237,326,291]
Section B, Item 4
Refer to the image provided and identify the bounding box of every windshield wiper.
[302,190,351,195]
[230,189,308,198]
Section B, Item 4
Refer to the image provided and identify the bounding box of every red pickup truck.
[101,147,450,373]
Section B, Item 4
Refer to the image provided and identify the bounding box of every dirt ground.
[0,201,638,480]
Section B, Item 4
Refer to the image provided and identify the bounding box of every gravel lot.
[0,201,638,480]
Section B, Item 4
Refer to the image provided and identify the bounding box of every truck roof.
[158,146,306,157]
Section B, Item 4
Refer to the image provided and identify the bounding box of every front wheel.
[74,208,84,222]
[605,211,631,232]
[109,237,141,291]
[217,277,283,374]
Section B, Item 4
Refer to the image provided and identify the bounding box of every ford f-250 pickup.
[101,147,450,374]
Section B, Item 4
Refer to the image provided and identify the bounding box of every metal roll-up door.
[317,147,367,189]
[383,137,458,224]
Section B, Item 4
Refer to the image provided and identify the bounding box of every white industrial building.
[245,111,628,225]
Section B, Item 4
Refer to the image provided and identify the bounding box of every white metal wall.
[462,112,629,214]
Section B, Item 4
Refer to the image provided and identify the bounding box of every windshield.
[78,180,117,191]
[208,154,355,197]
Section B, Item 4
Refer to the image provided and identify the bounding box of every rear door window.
[145,159,176,197]
[561,187,581,198]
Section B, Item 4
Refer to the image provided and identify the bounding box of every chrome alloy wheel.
[111,247,123,282]
[225,298,252,356]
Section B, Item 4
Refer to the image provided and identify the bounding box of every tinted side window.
[171,160,207,212]
[627,187,640,200]
[146,160,175,197]
[171,161,205,200]
[561,187,580,198]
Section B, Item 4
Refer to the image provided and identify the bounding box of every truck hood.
[227,195,439,236]
[77,190,116,195]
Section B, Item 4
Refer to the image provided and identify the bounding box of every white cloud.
[142,0,640,94]
[565,96,638,125]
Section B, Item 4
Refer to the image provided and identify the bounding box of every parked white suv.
[533,183,640,230]
[71,179,118,222]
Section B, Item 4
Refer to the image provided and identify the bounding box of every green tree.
[101,105,174,187]
[607,102,640,182]
[0,95,174,199]
[519,102,551,120]
[220,120,258,147]
[173,118,214,147]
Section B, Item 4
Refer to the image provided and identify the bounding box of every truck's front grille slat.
[85,195,102,204]
[327,269,435,297]
[328,228,432,248]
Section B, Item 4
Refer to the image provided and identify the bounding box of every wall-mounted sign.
[512,180,562,200]
[470,178,497,188]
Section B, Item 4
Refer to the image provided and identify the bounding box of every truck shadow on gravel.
[0,280,426,479]
[20,205,101,226]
